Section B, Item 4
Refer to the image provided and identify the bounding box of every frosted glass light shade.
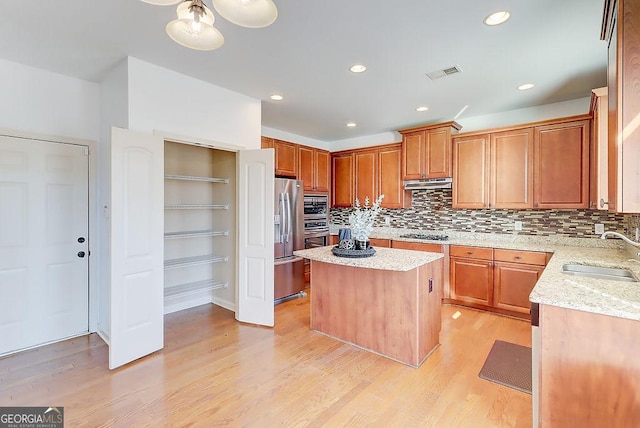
[211,0,278,28]
[140,0,182,5]
[166,2,224,50]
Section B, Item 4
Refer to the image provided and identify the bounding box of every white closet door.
[109,127,164,369]
[0,136,89,355]
[237,149,274,326]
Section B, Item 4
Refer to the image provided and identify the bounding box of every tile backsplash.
[330,189,633,239]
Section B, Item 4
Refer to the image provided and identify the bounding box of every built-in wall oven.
[303,194,329,249]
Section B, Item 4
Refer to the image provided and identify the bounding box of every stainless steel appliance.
[274,178,306,301]
[302,194,329,280]
[398,233,449,241]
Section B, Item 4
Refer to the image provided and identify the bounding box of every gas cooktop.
[399,233,449,241]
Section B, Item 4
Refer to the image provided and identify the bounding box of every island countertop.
[294,246,443,272]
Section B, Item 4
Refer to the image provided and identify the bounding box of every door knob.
[77,251,86,258]
[77,237,85,243]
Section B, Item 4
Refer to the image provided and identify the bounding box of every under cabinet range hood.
[403,177,453,190]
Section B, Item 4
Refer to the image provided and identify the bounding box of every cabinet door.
[402,131,425,179]
[378,145,408,209]
[298,145,315,191]
[450,256,493,306]
[261,136,275,149]
[534,120,590,208]
[425,128,451,178]
[494,261,544,315]
[315,149,330,193]
[332,153,354,207]
[452,134,490,208]
[274,140,297,177]
[491,128,534,209]
[354,150,378,204]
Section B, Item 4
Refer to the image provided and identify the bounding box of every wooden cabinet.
[589,87,609,210]
[400,122,461,179]
[449,245,494,306]
[273,140,297,177]
[453,116,591,209]
[452,134,490,208]
[534,120,590,209]
[331,144,410,209]
[491,128,534,209]
[260,137,298,177]
[299,145,330,193]
[369,238,391,248]
[331,152,354,207]
[449,245,549,318]
[391,241,443,253]
[602,0,640,213]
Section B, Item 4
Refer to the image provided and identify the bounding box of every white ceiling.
[0,0,607,142]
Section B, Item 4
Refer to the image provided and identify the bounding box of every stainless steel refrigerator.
[274,178,305,300]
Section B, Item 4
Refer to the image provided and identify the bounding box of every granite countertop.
[294,246,443,272]
[329,226,640,321]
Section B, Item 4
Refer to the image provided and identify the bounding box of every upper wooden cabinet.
[331,152,354,207]
[298,145,330,193]
[534,119,590,209]
[453,116,591,209]
[400,122,462,180]
[260,137,298,177]
[590,87,609,210]
[331,143,410,209]
[602,0,640,213]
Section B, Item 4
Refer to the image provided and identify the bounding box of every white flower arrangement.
[348,194,385,241]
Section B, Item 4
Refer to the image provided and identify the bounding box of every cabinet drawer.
[450,245,493,260]
[391,241,443,253]
[369,238,391,248]
[494,249,547,266]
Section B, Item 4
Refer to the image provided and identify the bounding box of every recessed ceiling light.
[270,94,283,101]
[349,64,367,73]
[484,11,510,26]
[416,106,429,112]
[517,83,535,91]
[346,122,357,128]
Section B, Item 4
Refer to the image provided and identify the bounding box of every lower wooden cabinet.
[449,245,549,319]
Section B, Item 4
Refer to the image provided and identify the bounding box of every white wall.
[456,97,591,133]
[261,126,331,151]
[327,97,591,152]
[97,58,130,342]
[0,58,99,141]
[127,57,262,149]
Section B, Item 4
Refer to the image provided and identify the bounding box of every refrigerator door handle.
[284,192,291,243]
[279,193,286,244]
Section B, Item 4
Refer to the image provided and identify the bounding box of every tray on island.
[332,246,376,258]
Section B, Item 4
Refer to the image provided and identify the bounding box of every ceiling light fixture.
[346,122,357,128]
[142,0,277,50]
[416,106,429,112]
[166,1,224,50]
[518,83,535,90]
[349,64,367,73]
[484,11,510,26]
[212,0,277,28]
[270,94,283,101]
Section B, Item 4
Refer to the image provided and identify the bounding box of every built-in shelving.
[164,204,229,210]
[165,174,229,184]
[164,254,228,269]
[164,230,229,239]
[164,280,228,298]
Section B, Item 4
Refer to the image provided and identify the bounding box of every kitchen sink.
[562,264,638,282]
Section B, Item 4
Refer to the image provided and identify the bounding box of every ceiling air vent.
[426,65,463,80]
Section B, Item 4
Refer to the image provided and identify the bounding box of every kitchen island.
[294,246,444,367]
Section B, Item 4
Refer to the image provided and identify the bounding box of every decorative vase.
[354,239,370,251]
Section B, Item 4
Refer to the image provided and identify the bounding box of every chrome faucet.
[600,231,640,247]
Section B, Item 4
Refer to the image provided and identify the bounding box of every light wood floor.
[0,293,532,427]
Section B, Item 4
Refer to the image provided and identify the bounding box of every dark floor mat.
[478,340,532,394]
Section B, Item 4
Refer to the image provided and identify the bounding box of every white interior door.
[0,136,89,355]
[109,127,164,369]
[237,149,274,326]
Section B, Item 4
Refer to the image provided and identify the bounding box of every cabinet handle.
[600,198,609,208]
[466,251,473,255]
[514,256,522,260]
